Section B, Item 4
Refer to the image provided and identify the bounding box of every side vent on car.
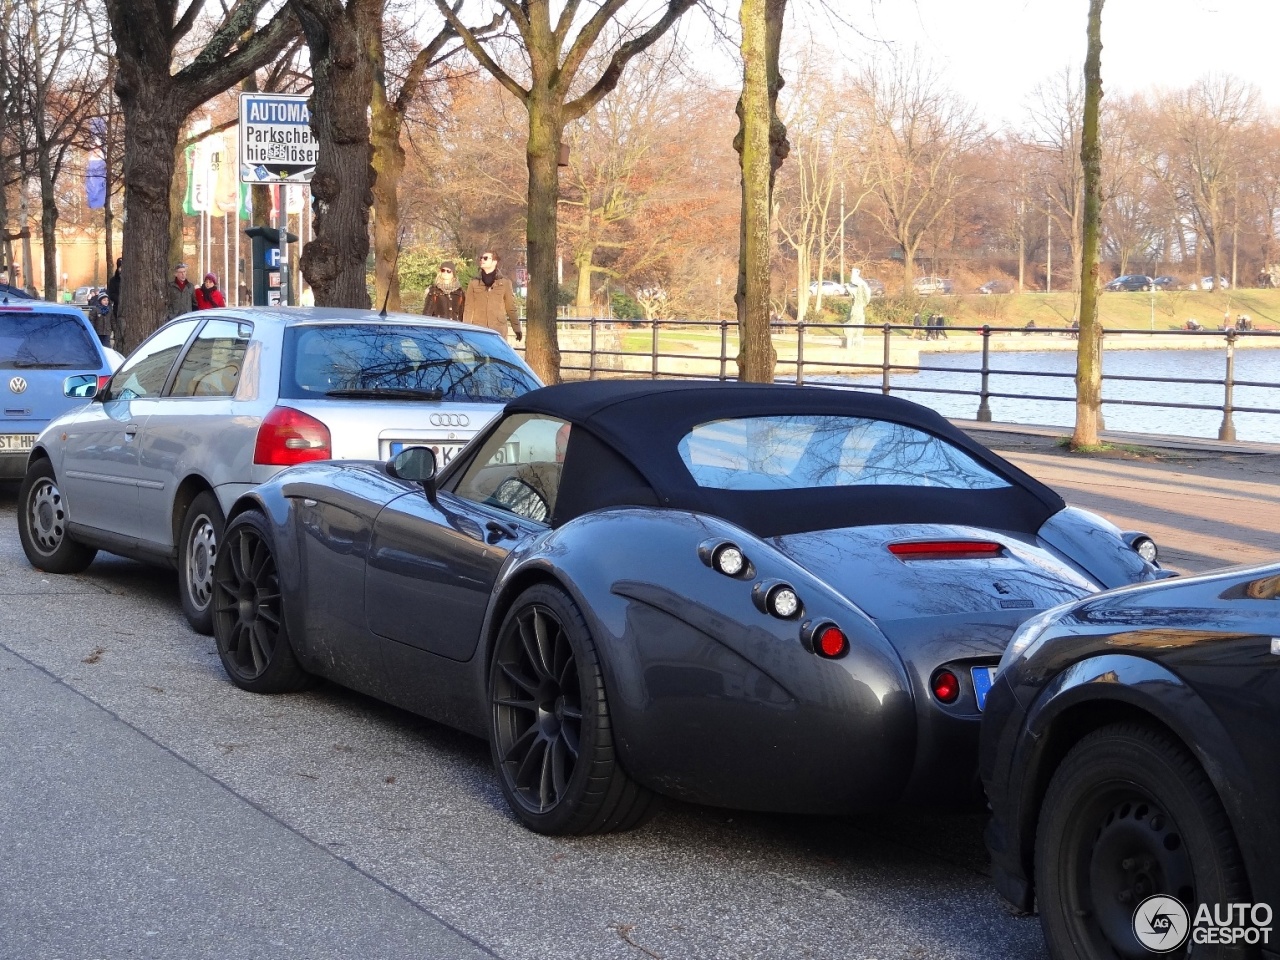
[253,405,332,466]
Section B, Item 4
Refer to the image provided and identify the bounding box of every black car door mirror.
[388,445,438,502]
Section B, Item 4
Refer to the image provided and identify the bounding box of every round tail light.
[931,669,960,704]
[815,625,848,659]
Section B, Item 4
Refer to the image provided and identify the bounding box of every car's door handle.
[485,519,520,543]
[124,424,138,438]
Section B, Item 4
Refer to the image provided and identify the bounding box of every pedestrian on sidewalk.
[424,261,465,322]
[194,272,226,310]
[165,263,194,319]
[463,251,521,341]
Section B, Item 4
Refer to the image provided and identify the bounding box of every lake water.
[818,348,1280,444]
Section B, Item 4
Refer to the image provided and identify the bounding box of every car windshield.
[678,415,1011,491]
[0,311,100,369]
[280,323,540,402]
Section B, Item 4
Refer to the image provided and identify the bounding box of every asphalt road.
[3,442,1277,959]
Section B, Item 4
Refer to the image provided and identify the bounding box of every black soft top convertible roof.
[506,381,1065,538]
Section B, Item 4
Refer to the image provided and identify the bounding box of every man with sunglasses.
[424,260,465,322]
[463,250,522,341]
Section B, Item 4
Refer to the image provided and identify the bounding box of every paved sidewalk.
[0,644,495,960]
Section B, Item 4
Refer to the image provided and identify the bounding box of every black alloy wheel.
[17,458,96,574]
[489,583,654,835]
[179,491,224,635]
[1035,723,1251,960]
[211,510,310,694]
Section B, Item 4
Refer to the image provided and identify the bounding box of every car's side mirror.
[388,445,438,503]
[63,374,99,400]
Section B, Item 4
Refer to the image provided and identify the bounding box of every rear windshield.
[280,323,541,402]
[678,415,1011,491]
[0,311,100,369]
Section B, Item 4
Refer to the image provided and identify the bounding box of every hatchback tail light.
[253,405,331,466]
[96,375,112,393]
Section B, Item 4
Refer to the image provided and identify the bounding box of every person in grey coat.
[165,263,195,319]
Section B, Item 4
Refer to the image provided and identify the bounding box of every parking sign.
[239,93,318,184]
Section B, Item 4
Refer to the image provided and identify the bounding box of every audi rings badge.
[430,413,470,428]
[9,376,28,394]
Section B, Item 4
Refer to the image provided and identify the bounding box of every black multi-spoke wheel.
[17,458,96,574]
[211,510,309,694]
[1036,724,1250,960]
[489,583,654,835]
[179,491,224,635]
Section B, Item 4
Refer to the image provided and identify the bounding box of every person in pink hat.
[194,271,226,310]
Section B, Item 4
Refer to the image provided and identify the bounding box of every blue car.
[1,299,120,479]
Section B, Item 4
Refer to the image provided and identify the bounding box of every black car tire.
[489,583,655,835]
[17,458,97,574]
[211,510,311,694]
[1035,722,1250,960]
[179,491,224,635]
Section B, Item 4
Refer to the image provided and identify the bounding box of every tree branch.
[432,0,528,103]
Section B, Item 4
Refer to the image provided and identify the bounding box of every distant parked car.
[1103,274,1153,292]
[1198,275,1230,290]
[71,286,95,306]
[808,280,845,298]
[856,277,886,298]
[913,276,953,295]
[1,301,121,481]
[977,279,1013,295]
[16,307,542,634]
[1151,275,1181,291]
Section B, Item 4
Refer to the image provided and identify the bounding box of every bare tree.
[1073,0,1104,448]
[1027,68,1085,298]
[433,0,697,383]
[856,53,984,290]
[1164,75,1259,291]
[105,0,297,347]
[734,0,789,383]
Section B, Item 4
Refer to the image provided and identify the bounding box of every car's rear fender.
[484,508,918,812]
[1004,653,1276,913]
[1038,506,1158,588]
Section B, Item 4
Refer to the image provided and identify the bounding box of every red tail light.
[889,540,1003,560]
[96,375,111,393]
[931,669,960,704]
[815,625,848,659]
[253,405,332,466]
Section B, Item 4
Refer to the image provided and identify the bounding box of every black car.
[981,563,1280,960]
[1152,275,1181,292]
[1104,274,1154,292]
[211,380,1161,836]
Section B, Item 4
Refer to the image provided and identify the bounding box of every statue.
[843,268,872,348]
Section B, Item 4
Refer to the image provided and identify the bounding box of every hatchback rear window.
[280,323,540,402]
[0,311,100,369]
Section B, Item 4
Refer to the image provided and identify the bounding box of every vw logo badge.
[430,413,469,427]
[8,376,27,394]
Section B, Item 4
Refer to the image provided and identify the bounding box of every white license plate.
[0,433,36,452]
[972,666,998,711]
[389,441,466,465]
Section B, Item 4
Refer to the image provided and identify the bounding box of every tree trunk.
[525,98,563,383]
[169,136,188,275]
[296,0,377,309]
[734,0,787,383]
[1072,0,1105,448]
[370,34,403,311]
[35,141,58,302]
[574,245,594,311]
[116,72,184,349]
[370,98,404,311]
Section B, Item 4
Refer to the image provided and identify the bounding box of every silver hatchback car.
[16,307,541,633]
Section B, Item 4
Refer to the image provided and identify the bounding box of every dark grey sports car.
[211,381,1162,834]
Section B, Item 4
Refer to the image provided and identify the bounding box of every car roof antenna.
[378,229,406,319]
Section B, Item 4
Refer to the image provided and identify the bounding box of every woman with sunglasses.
[462,251,522,341]
[423,261,465,322]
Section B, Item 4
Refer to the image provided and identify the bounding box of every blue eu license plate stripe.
[971,666,997,711]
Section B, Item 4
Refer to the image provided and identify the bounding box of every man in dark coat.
[165,262,194,319]
[423,261,465,322]
[462,251,521,341]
